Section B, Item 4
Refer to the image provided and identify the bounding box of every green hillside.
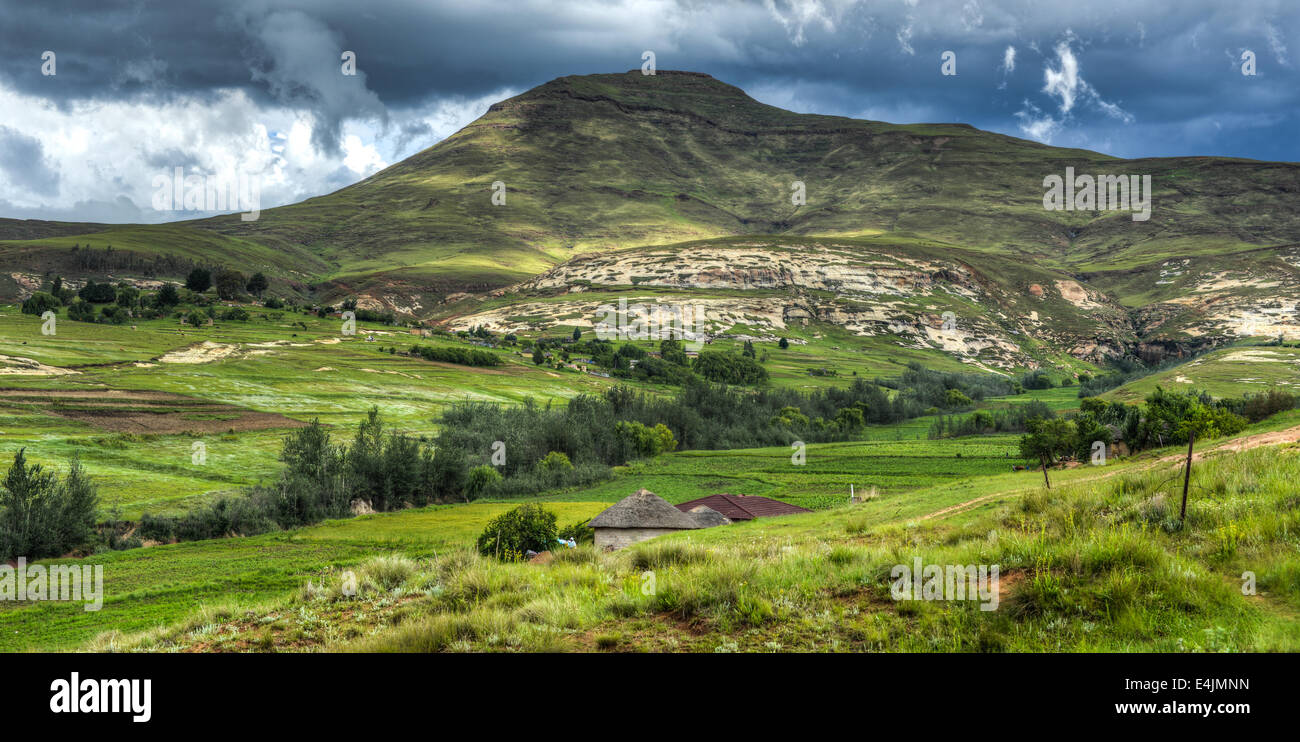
[0,71,1297,362]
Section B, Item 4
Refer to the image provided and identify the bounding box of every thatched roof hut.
[589,488,730,550]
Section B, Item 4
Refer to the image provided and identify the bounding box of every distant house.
[588,488,729,551]
[674,494,811,521]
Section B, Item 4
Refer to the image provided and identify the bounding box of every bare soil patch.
[0,387,306,434]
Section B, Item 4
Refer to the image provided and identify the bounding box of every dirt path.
[919,424,1300,523]
[1155,424,1300,465]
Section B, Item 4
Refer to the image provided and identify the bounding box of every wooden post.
[1179,432,1195,521]
[1041,455,1051,489]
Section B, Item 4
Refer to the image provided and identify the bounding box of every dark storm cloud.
[0,125,59,196]
[0,0,1297,222]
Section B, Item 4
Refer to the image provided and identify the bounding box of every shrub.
[476,504,558,560]
[21,292,61,315]
[557,518,594,545]
[66,300,97,323]
[465,465,502,501]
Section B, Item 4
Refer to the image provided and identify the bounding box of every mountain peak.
[485,69,771,121]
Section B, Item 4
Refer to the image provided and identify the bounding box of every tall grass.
[89,446,1300,653]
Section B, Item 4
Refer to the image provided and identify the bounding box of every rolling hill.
[2,70,1298,369]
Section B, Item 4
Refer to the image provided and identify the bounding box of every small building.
[674,494,811,521]
[588,488,729,551]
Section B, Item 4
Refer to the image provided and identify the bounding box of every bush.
[465,465,502,501]
[476,504,558,561]
[66,300,97,323]
[21,292,61,315]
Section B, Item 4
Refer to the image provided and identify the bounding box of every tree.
[1174,404,1236,521]
[156,283,181,307]
[245,272,269,298]
[21,292,61,315]
[532,347,545,365]
[185,268,212,293]
[185,309,206,328]
[214,270,246,300]
[742,340,756,358]
[572,327,582,342]
[779,337,790,349]
[1019,418,1078,488]
[0,450,99,561]
[66,300,97,323]
[77,280,116,303]
[465,465,502,503]
[538,450,573,477]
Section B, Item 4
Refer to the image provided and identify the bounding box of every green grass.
[81,440,1300,654]
[1105,344,1300,403]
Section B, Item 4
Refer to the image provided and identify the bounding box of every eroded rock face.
[442,243,1143,370]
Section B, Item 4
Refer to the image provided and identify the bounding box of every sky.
[0,0,1295,223]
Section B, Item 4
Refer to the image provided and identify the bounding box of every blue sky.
[0,0,1295,222]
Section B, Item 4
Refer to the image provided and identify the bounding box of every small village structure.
[674,494,811,520]
[588,489,729,550]
[588,489,810,550]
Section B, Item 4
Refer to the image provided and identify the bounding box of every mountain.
[2,70,1298,368]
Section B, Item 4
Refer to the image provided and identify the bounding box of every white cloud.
[1017,36,1132,142]
[0,80,505,223]
[1265,22,1289,65]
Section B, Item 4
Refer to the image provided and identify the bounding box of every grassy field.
[0,301,1082,518]
[4,406,1298,652]
[1105,343,1300,403]
[60,415,1300,654]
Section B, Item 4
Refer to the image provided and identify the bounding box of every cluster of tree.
[927,400,1058,438]
[407,343,503,367]
[21,272,292,327]
[136,408,599,545]
[0,451,99,561]
[431,370,1005,494]
[69,244,209,278]
[21,278,176,324]
[554,338,769,386]
[1018,387,1254,472]
[876,363,1020,410]
[186,267,269,300]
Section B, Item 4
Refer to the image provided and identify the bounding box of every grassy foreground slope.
[24,410,1295,654]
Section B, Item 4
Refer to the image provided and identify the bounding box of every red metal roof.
[674,494,811,521]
